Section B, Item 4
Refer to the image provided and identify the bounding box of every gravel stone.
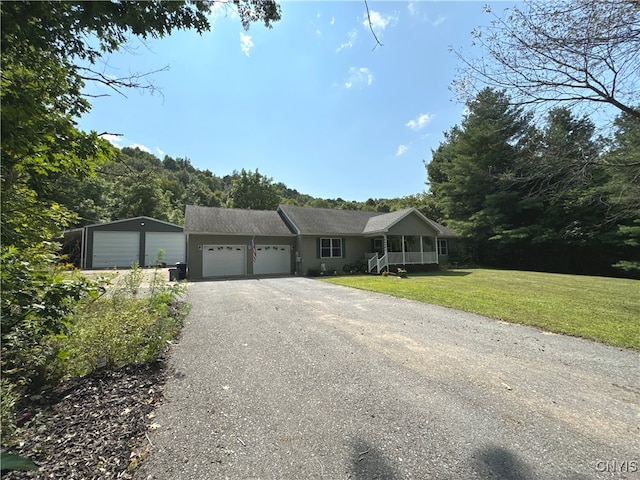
[136,277,640,480]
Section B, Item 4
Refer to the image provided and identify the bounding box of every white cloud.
[101,133,124,148]
[336,29,357,52]
[330,17,335,26]
[396,145,408,156]
[363,9,396,32]
[406,113,433,130]
[129,143,152,153]
[98,134,161,155]
[432,15,446,27]
[240,32,253,57]
[344,67,374,88]
[407,2,416,16]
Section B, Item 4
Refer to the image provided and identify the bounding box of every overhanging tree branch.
[453,0,640,120]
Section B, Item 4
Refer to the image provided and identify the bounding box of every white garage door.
[144,232,186,266]
[254,245,291,275]
[203,245,246,277]
[93,231,140,269]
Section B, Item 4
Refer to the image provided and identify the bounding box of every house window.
[320,238,343,258]
[438,239,449,255]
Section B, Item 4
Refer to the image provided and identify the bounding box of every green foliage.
[56,267,188,379]
[0,379,19,445]
[0,451,39,472]
[427,89,639,276]
[228,168,281,210]
[0,245,105,390]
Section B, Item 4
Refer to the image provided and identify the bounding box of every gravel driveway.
[137,277,639,480]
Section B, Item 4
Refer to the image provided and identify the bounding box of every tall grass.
[1,265,189,443]
[324,269,640,349]
[54,265,189,379]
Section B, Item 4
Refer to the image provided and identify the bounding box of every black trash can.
[169,268,179,281]
[175,262,187,280]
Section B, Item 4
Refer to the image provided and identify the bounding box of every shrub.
[1,243,107,441]
[0,244,105,390]
[54,267,188,379]
[1,261,188,442]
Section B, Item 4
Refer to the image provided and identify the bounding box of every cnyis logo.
[595,460,638,473]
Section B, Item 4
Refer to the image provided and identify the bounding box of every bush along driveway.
[137,277,640,480]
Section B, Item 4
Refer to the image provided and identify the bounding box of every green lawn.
[322,269,640,350]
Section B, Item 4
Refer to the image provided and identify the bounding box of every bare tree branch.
[453,0,640,120]
[76,65,170,100]
[364,0,383,51]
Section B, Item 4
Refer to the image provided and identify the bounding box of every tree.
[228,169,281,210]
[1,1,282,237]
[427,89,531,265]
[453,1,640,120]
[0,1,282,428]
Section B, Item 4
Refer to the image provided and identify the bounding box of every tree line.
[428,89,639,278]
[42,145,427,227]
[47,92,638,280]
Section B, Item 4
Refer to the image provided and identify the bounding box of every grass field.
[322,269,640,350]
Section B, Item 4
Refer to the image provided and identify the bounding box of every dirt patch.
[2,362,166,479]
[81,268,178,289]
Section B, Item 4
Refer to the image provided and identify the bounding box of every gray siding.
[187,234,295,279]
[85,217,183,269]
[387,214,439,236]
[297,235,370,275]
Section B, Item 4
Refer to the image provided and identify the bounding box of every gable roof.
[185,204,458,238]
[277,205,379,235]
[278,205,458,238]
[82,216,183,230]
[185,205,294,236]
[362,208,415,234]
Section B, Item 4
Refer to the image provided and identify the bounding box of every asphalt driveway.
[137,277,639,479]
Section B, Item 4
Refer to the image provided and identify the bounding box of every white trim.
[85,216,183,230]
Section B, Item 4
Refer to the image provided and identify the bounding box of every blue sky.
[77,1,517,202]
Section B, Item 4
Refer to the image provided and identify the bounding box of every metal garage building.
[63,217,185,269]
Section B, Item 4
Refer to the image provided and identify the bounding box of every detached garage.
[64,217,185,270]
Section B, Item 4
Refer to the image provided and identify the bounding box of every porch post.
[420,236,424,264]
[435,236,439,264]
[402,235,405,264]
[383,234,388,256]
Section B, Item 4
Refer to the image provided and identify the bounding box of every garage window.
[320,238,343,258]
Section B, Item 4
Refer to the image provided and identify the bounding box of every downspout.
[402,235,405,265]
[435,236,439,264]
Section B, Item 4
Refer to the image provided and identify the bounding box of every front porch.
[367,235,439,273]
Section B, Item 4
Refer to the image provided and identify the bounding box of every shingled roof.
[185,204,458,238]
[185,205,294,236]
[362,208,415,234]
[277,205,380,235]
[278,205,458,237]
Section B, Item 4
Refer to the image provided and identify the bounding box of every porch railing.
[368,253,388,273]
[367,251,438,273]
[388,252,438,265]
